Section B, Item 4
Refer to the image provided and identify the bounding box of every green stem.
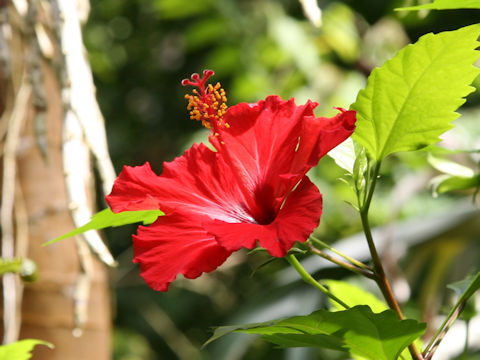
[359,161,423,360]
[362,161,381,212]
[308,243,375,280]
[285,254,350,310]
[309,236,372,271]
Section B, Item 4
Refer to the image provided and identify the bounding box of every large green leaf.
[325,281,421,360]
[43,208,163,246]
[396,0,480,11]
[0,339,53,360]
[351,25,480,160]
[206,305,425,360]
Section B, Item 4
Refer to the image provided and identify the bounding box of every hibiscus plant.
[48,4,480,360]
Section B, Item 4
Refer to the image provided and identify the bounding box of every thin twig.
[309,235,373,271]
[423,302,466,360]
[308,243,376,279]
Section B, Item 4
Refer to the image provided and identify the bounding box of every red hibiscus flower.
[106,70,356,291]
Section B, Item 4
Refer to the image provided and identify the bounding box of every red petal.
[106,143,255,223]
[296,107,357,167]
[204,176,322,257]
[105,162,161,212]
[132,212,231,291]
[210,96,356,200]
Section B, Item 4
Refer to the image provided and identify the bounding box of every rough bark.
[0,1,113,359]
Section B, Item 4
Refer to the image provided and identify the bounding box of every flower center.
[182,70,229,132]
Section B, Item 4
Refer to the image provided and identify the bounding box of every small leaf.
[353,146,369,194]
[205,306,426,360]
[428,154,475,177]
[351,24,480,160]
[0,339,53,360]
[43,208,163,246]
[396,0,480,11]
[430,174,480,195]
[447,272,480,302]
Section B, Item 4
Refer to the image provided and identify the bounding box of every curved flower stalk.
[106,70,356,291]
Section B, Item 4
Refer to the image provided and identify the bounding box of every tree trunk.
[0,1,114,359]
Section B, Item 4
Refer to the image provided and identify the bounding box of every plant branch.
[309,236,373,271]
[423,301,466,359]
[285,254,350,309]
[308,243,375,279]
[359,160,423,360]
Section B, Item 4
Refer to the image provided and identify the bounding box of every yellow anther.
[182,70,229,131]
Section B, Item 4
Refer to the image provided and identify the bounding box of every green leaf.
[430,174,480,195]
[206,306,426,360]
[323,281,421,360]
[428,154,475,177]
[351,25,480,160]
[43,208,163,246]
[0,339,53,360]
[425,272,480,353]
[324,280,389,313]
[447,272,480,303]
[396,0,480,11]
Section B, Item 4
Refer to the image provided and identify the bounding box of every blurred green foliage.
[85,1,480,359]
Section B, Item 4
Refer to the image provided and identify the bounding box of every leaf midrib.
[376,35,449,159]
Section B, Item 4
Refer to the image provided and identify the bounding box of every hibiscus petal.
[211,95,356,199]
[299,107,357,166]
[106,143,255,223]
[204,176,322,257]
[132,212,231,291]
[210,96,311,193]
[106,162,162,212]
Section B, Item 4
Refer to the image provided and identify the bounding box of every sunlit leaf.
[43,208,163,246]
[352,25,480,160]
[428,154,475,177]
[0,339,53,360]
[324,281,422,360]
[205,305,425,360]
[328,138,356,174]
[325,280,388,313]
[396,0,480,11]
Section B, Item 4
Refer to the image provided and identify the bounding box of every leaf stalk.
[285,254,350,310]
